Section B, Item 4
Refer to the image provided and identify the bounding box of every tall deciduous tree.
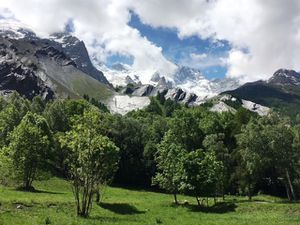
[236,119,266,200]
[153,131,186,204]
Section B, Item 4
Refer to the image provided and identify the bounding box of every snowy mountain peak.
[150,71,161,82]
[50,32,81,48]
[0,19,36,39]
[268,68,300,86]
[110,63,130,71]
[173,66,205,84]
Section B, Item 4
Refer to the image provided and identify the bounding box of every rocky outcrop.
[50,33,111,86]
[0,42,54,100]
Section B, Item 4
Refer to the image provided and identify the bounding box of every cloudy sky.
[1,0,300,82]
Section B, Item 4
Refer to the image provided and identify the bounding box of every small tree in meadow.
[5,112,52,190]
[182,149,223,206]
[60,110,119,217]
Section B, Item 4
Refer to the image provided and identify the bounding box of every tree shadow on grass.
[15,187,64,195]
[98,202,146,215]
[185,202,237,214]
[31,189,65,195]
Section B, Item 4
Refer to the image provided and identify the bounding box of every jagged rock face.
[150,71,161,82]
[35,46,77,67]
[132,85,155,96]
[130,83,199,105]
[0,42,54,100]
[173,66,204,84]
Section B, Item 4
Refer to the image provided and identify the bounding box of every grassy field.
[0,178,299,225]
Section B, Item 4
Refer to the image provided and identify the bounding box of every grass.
[0,178,300,225]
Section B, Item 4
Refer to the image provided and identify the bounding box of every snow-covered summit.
[0,19,36,39]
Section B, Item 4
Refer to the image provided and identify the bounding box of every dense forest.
[0,92,299,217]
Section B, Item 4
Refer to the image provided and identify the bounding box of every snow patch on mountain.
[241,100,270,116]
[0,19,35,39]
[99,63,151,87]
[210,102,236,113]
[107,95,150,115]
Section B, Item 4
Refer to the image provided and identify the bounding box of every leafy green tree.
[7,92,30,117]
[203,134,229,199]
[0,105,22,147]
[44,99,91,132]
[153,131,186,204]
[44,100,70,132]
[262,115,298,201]
[104,115,147,185]
[60,113,119,217]
[182,149,223,206]
[5,112,52,190]
[169,109,203,151]
[236,119,266,200]
[146,97,164,116]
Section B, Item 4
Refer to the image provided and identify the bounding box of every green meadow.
[0,178,299,225]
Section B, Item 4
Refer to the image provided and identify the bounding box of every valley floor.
[0,178,299,225]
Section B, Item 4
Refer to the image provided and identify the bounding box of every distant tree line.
[0,92,300,217]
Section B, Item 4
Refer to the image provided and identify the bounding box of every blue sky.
[108,13,231,79]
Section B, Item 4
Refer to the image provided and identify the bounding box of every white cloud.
[130,0,300,82]
[0,0,176,82]
[190,53,207,61]
[2,0,300,82]
[180,52,224,70]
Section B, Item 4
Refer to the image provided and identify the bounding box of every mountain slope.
[224,69,300,118]
[0,21,114,102]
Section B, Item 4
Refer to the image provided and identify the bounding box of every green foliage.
[83,94,110,112]
[168,108,204,151]
[236,113,300,200]
[104,115,146,185]
[31,96,46,114]
[153,131,186,203]
[0,104,22,147]
[146,97,164,116]
[182,149,223,205]
[60,111,119,217]
[5,112,52,190]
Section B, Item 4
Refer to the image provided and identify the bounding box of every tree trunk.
[285,168,296,201]
[173,193,178,204]
[284,182,291,201]
[196,196,201,206]
[247,183,252,201]
[95,190,100,203]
